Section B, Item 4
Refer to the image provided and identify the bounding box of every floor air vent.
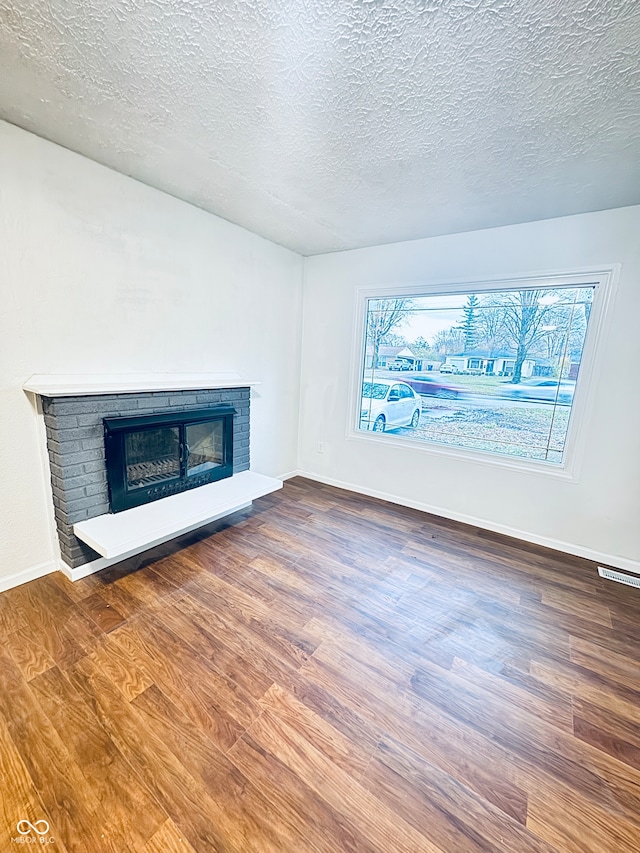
[598,566,640,589]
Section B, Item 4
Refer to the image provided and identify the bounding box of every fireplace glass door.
[185,421,224,477]
[124,426,181,490]
[104,406,235,512]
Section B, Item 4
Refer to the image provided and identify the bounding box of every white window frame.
[347,266,619,481]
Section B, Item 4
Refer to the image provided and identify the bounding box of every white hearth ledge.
[73,470,281,561]
[23,372,260,396]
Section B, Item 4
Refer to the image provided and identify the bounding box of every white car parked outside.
[360,380,422,432]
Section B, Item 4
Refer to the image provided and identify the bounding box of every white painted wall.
[299,207,640,571]
[0,121,303,587]
[2,117,638,589]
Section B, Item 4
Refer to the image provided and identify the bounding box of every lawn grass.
[369,370,570,461]
[435,373,512,395]
[394,398,569,462]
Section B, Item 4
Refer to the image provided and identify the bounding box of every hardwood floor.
[0,476,639,852]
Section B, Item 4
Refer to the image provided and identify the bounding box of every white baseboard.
[278,469,300,481]
[294,469,640,575]
[0,559,58,593]
[6,471,635,593]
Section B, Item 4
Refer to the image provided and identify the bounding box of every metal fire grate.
[127,456,180,487]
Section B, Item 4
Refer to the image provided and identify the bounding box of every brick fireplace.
[42,387,250,568]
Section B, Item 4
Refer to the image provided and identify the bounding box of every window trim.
[347,266,619,481]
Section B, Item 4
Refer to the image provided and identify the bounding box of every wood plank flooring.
[1,476,639,852]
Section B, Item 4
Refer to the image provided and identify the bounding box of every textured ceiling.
[1,0,639,255]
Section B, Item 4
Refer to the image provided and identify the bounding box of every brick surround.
[43,388,250,568]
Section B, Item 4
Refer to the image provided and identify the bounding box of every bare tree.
[530,292,589,372]
[476,300,508,356]
[537,323,567,362]
[366,298,414,369]
[432,327,465,358]
[498,290,557,383]
[379,332,408,348]
[411,336,435,359]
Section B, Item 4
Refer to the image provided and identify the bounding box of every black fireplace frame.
[104,406,235,512]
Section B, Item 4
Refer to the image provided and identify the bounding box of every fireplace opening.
[104,406,235,512]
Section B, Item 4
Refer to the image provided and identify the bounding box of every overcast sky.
[396,295,466,343]
[387,288,588,344]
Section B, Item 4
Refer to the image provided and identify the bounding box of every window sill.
[347,426,579,481]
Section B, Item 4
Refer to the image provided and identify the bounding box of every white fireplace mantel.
[23,372,260,397]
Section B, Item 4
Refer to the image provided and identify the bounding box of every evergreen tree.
[456,294,480,351]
